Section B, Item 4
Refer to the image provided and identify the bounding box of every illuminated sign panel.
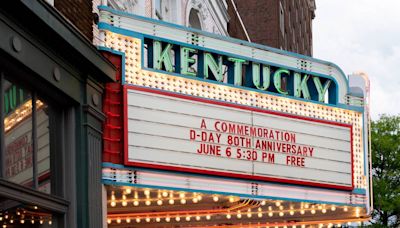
[125,86,353,190]
[145,39,337,104]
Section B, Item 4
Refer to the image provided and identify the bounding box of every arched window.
[188,8,202,30]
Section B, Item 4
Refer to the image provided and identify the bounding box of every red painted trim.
[350,126,354,189]
[123,86,129,168]
[123,85,354,191]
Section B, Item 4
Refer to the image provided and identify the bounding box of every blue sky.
[313,0,400,120]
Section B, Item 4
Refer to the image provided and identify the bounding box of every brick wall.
[228,0,315,56]
[228,0,280,48]
[54,0,94,41]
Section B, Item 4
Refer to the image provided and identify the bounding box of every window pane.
[3,79,34,188]
[36,98,51,194]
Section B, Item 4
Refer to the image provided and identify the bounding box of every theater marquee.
[124,86,353,190]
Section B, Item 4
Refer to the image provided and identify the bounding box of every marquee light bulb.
[196,215,201,221]
[268,212,273,217]
[229,197,235,203]
[9,219,13,224]
[126,218,131,223]
[180,199,186,204]
[162,191,168,197]
[133,200,139,206]
[197,195,202,201]
[31,219,35,224]
[125,188,131,194]
[213,195,219,202]
[206,215,211,220]
[144,189,150,196]
[179,193,185,198]
[304,204,309,209]
[110,201,116,207]
[156,217,161,222]
[40,220,43,224]
[145,217,150,222]
[136,218,141,223]
[49,220,52,225]
[290,210,294,215]
[175,216,180,222]
[169,199,175,205]
[226,214,231,219]
[300,210,305,215]
[344,206,348,212]
[157,199,163,205]
[237,213,242,219]
[185,216,191,221]
[116,218,121,224]
[192,197,198,203]
[261,200,266,206]
[322,208,327,214]
[20,220,25,224]
[145,200,151,206]
[165,217,170,222]
[331,206,336,211]
[279,212,284,217]
[311,209,316,214]
[258,212,263,218]
[275,201,281,207]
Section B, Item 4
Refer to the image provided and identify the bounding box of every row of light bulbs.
[107,206,358,224]
[109,189,207,207]
[107,215,364,228]
[0,218,52,226]
[108,189,358,216]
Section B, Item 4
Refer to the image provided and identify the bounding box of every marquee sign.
[145,39,337,104]
[124,86,353,190]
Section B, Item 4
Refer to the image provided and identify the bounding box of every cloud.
[313,0,400,119]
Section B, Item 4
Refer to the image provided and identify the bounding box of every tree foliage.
[371,115,400,227]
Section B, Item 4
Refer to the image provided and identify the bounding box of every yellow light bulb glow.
[213,195,219,202]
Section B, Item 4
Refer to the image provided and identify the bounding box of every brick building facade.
[228,0,316,56]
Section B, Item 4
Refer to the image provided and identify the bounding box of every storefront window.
[0,198,57,227]
[1,77,51,194]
